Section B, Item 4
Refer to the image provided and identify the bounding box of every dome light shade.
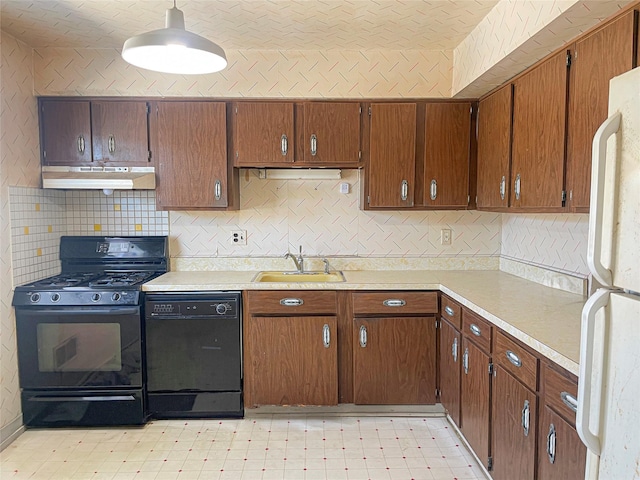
[122,5,227,75]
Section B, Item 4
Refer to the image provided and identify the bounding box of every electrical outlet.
[441,229,452,245]
[231,230,247,245]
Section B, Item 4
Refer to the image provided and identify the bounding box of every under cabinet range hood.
[42,166,156,191]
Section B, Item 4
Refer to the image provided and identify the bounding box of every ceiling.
[0,0,500,51]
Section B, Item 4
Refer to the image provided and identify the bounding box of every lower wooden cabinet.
[537,405,586,479]
[439,318,461,426]
[245,315,338,407]
[353,316,436,404]
[491,366,538,480]
[460,337,492,466]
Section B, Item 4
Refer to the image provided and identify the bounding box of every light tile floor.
[0,416,487,480]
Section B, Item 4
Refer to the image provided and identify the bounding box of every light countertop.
[143,270,585,375]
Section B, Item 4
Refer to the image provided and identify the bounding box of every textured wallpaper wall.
[0,32,39,436]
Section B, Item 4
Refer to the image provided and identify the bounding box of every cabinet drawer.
[247,291,337,315]
[543,363,578,426]
[462,310,492,353]
[495,331,539,391]
[440,295,462,330]
[352,292,438,315]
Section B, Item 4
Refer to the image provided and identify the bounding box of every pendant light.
[122,1,227,75]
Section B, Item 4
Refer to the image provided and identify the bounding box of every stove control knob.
[51,293,61,303]
[112,293,121,302]
[30,293,41,303]
[215,303,228,315]
[91,293,102,303]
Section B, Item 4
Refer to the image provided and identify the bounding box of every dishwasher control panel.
[145,293,240,319]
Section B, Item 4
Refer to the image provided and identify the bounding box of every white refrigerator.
[577,67,640,480]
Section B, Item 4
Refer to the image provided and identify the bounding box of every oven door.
[15,306,142,389]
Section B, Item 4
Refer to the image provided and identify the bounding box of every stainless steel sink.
[252,271,346,283]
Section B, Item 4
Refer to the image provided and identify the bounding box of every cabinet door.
[424,102,471,208]
[40,100,92,165]
[460,338,491,465]
[511,51,568,210]
[439,319,461,426]
[537,405,587,480]
[353,316,435,404]
[244,316,338,407]
[367,103,416,208]
[477,85,512,210]
[491,366,537,480]
[91,101,149,165]
[155,102,229,209]
[566,11,636,212]
[302,102,361,165]
[233,102,294,166]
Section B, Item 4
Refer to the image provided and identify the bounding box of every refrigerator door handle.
[588,112,621,287]
[577,288,610,456]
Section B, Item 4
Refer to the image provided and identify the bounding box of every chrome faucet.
[284,245,304,273]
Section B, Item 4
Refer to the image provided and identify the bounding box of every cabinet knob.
[547,423,556,464]
[322,324,330,348]
[469,323,482,337]
[359,325,367,348]
[400,180,409,201]
[560,391,578,412]
[506,350,522,367]
[430,179,437,201]
[444,306,455,317]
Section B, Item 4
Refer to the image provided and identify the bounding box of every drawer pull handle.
[383,299,406,307]
[547,423,556,464]
[469,323,482,336]
[462,347,469,374]
[359,325,367,348]
[522,399,530,436]
[280,298,303,306]
[560,391,578,413]
[444,306,455,317]
[322,324,330,348]
[452,338,458,363]
[506,350,522,367]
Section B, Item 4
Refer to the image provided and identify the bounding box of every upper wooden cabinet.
[566,10,637,212]
[298,102,362,164]
[476,85,513,210]
[232,101,362,167]
[40,99,150,166]
[511,50,569,211]
[232,102,295,166]
[423,102,472,208]
[365,103,417,208]
[154,101,238,210]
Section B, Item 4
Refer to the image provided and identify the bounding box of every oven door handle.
[27,395,136,402]
[22,307,140,316]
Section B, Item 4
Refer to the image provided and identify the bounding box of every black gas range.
[12,236,167,427]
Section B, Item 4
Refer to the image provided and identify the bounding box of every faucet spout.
[284,246,304,273]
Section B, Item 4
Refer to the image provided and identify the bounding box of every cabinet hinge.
[566,51,572,68]
[487,457,493,471]
[561,190,567,206]
[146,103,151,114]
[147,150,152,161]
[368,107,372,117]
[488,362,494,376]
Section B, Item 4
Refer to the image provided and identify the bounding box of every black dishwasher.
[144,292,243,418]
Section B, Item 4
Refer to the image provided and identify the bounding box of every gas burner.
[31,273,98,288]
[89,272,156,288]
